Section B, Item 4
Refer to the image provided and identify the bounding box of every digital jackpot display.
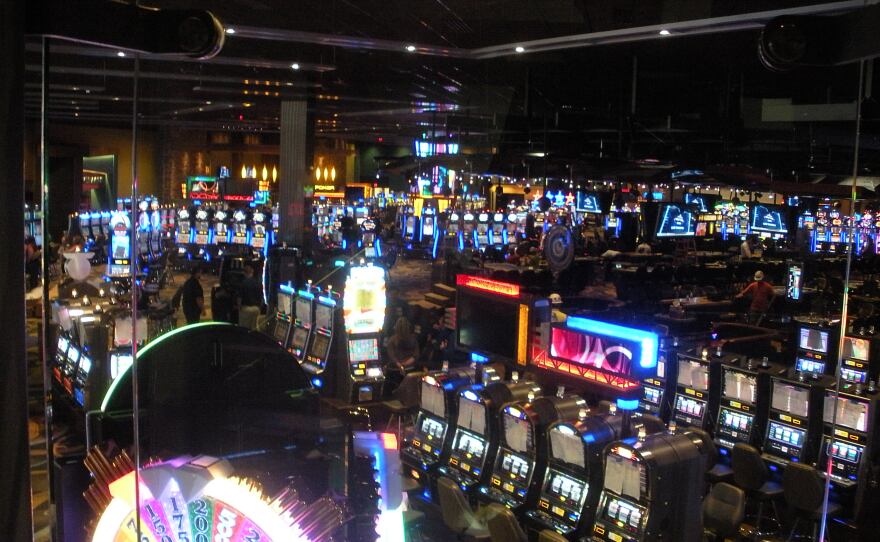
[750,204,788,234]
[576,192,602,213]
[343,265,386,334]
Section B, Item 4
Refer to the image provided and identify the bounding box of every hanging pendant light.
[240,165,247,179]
[272,166,278,183]
[315,167,322,181]
[262,165,268,182]
[330,166,337,182]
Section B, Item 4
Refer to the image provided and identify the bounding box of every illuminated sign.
[223,194,255,202]
[315,184,337,191]
[187,176,221,200]
[343,265,387,334]
[564,317,659,369]
[414,140,460,157]
[456,274,521,297]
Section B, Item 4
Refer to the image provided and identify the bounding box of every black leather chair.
[383,371,425,438]
[437,476,490,540]
[703,482,746,541]
[782,463,841,541]
[731,443,782,538]
[486,503,527,542]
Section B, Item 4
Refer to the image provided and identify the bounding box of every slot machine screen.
[677,359,709,391]
[719,407,754,434]
[314,304,332,330]
[550,326,639,377]
[421,381,446,418]
[842,337,869,361]
[546,470,587,505]
[348,338,379,362]
[603,450,645,500]
[749,204,789,234]
[503,410,533,454]
[767,421,805,448]
[422,216,435,237]
[307,333,330,361]
[296,297,313,325]
[457,291,518,360]
[787,265,803,300]
[56,336,70,363]
[823,393,869,432]
[454,431,487,459]
[796,357,825,375]
[291,328,308,352]
[655,204,696,237]
[273,321,289,344]
[65,345,80,375]
[78,354,92,382]
[277,291,292,315]
[364,246,377,259]
[457,396,487,435]
[549,427,585,469]
[642,386,662,406]
[771,382,810,418]
[420,416,446,439]
[110,353,133,380]
[799,327,829,354]
[723,368,758,404]
[828,440,862,464]
[603,497,644,533]
[695,222,708,237]
[674,395,706,418]
[499,451,531,484]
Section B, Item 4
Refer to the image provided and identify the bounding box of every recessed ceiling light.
[405,45,416,52]
[291,63,300,70]
[225,27,236,34]
[205,101,212,105]
[515,46,525,53]
[116,51,126,57]
[659,29,671,36]
[113,97,120,101]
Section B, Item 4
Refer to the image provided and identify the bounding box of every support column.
[279,101,310,248]
[0,0,33,539]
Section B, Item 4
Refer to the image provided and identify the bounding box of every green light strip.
[100,322,231,412]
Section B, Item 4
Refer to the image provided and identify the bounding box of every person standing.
[237,263,263,330]
[735,270,775,325]
[181,266,205,325]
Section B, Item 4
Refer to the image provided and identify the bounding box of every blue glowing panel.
[562,317,659,370]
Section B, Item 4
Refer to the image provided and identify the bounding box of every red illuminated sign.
[223,194,255,202]
[456,275,520,297]
[532,348,640,391]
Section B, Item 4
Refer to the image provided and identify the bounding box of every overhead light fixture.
[405,45,416,52]
[225,27,236,34]
[659,29,671,36]
[515,46,525,53]
[291,63,300,70]
[116,51,126,57]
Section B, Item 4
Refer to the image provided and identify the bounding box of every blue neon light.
[376,238,383,257]
[342,239,347,250]
[334,260,346,267]
[458,232,464,251]
[280,284,295,295]
[296,289,314,299]
[311,377,323,388]
[318,296,337,306]
[470,352,489,363]
[564,317,659,369]
[616,398,640,411]
[502,229,508,245]
[583,433,596,444]
[432,231,439,259]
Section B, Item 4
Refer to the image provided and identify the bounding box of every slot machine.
[506,212,519,249]
[713,357,781,462]
[231,209,250,246]
[794,321,839,378]
[354,205,368,227]
[475,394,587,512]
[637,336,681,422]
[523,413,625,540]
[136,200,151,262]
[516,210,528,239]
[89,211,103,240]
[840,334,876,386]
[812,207,829,252]
[288,287,315,364]
[819,385,880,539]
[591,429,714,542]
[491,212,506,249]
[829,209,845,252]
[761,372,832,471]
[300,290,339,384]
[361,218,381,261]
[272,284,294,347]
[403,206,418,243]
[401,369,476,494]
[856,213,874,255]
[149,200,162,259]
[78,213,92,244]
[192,207,212,259]
[421,206,436,247]
[605,213,621,238]
[461,212,476,249]
[336,264,387,403]
[212,209,230,248]
[175,208,193,253]
[438,379,543,494]
[250,209,269,256]
[107,211,132,277]
[444,211,462,253]
[671,349,722,431]
[475,212,490,249]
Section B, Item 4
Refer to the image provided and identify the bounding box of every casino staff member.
[237,264,263,330]
[181,265,205,325]
[735,270,775,325]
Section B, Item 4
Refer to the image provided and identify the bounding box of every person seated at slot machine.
[386,317,420,388]
[419,317,452,372]
[735,270,775,325]
[237,264,263,330]
[181,266,205,325]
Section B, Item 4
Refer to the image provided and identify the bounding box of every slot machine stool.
[731,443,783,539]
[782,463,841,541]
[486,503,527,542]
[438,477,491,540]
[383,371,425,438]
[537,530,568,542]
[702,482,746,542]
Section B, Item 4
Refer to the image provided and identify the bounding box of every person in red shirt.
[736,270,775,325]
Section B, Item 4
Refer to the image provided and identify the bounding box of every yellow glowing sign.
[343,265,387,334]
[517,304,529,366]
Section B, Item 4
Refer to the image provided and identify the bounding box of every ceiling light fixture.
[515,46,525,53]
[225,27,236,34]
[659,29,671,36]
[291,63,300,70]
[116,51,126,57]
[405,45,416,52]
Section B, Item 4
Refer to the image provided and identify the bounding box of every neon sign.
[456,274,520,297]
[414,140,460,157]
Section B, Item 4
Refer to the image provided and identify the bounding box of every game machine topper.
[401,368,476,493]
[456,274,547,370]
[523,412,628,541]
[336,265,387,404]
[476,394,587,512]
[533,316,660,403]
[438,379,544,494]
[591,428,714,542]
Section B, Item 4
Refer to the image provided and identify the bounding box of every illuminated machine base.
[87,449,345,542]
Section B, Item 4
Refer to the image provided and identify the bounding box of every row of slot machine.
[635,320,880,539]
[802,208,880,255]
[312,201,371,245]
[401,206,529,258]
[25,204,44,246]
[270,264,387,404]
[399,276,716,542]
[175,205,276,261]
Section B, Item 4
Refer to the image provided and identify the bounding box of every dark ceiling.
[24,0,880,180]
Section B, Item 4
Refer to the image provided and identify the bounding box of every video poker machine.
[401,369,476,494]
[672,349,722,431]
[637,336,681,423]
[421,206,437,248]
[272,284,295,347]
[761,371,833,470]
[361,218,382,261]
[523,413,626,540]
[475,394,587,512]
[591,429,714,542]
[438,379,543,494]
[288,287,315,364]
[840,333,877,385]
[794,321,839,378]
[300,289,339,379]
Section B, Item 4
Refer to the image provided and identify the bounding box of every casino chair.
[383,371,425,439]
[537,529,568,542]
[486,503,527,542]
[782,463,841,541]
[731,443,783,539]
[703,482,746,541]
[437,477,491,540]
